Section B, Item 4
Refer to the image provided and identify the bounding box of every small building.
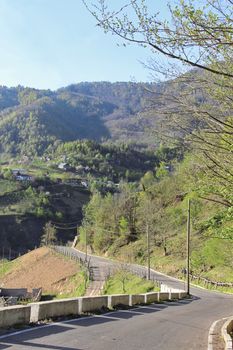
[16,174,32,182]
[58,163,70,171]
[81,181,88,188]
[12,169,26,176]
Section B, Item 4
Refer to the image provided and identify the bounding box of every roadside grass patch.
[0,259,15,279]
[103,271,159,295]
[54,271,88,299]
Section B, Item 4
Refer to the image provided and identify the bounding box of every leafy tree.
[84,0,233,206]
[140,170,155,190]
[41,221,57,246]
[155,162,169,180]
[84,0,233,76]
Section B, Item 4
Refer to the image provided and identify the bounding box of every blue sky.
[0,0,170,90]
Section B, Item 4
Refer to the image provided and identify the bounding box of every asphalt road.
[0,247,232,350]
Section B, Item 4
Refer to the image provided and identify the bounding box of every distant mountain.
[60,81,155,114]
[0,80,189,157]
[0,86,115,156]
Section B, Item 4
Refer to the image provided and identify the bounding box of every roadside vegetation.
[79,0,233,291]
[0,259,15,279]
[0,0,233,296]
[103,270,159,295]
[78,151,233,291]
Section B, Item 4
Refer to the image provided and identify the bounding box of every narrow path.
[85,264,106,296]
[69,246,185,291]
[54,246,118,296]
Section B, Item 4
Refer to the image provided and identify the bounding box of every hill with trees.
[78,152,233,289]
[1,0,233,289]
[0,82,162,158]
[75,0,233,289]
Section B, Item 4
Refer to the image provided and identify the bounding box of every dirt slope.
[0,247,84,296]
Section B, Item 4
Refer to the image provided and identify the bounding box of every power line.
[51,221,80,226]
[82,225,131,235]
[53,225,78,230]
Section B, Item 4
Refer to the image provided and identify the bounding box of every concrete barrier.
[179,292,188,299]
[80,296,108,313]
[0,291,188,328]
[160,284,185,294]
[130,294,145,306]
[108,294,130,308]
[158,292,170,301]
[221,317,233,350]
[170,292,180,300]
[144,292,159,304]
[0,305,30,328]
[30,298,79,323]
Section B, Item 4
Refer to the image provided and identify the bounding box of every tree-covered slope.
[0,76,206,158]
[60,81,157,114]
[0,90,114,156]
[78,152,233,285]
[0,81,172,157]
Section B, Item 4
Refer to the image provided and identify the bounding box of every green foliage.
[81,1,233,286]
[52,139,159,183]
[55,270,87,299]
[79,154,233,282]
[0,179,19,195]
[155,162,169,180]
[119,217,129,236]
[103,270,158,295]
[191,238,233,274]
[140,171,155,190]
[0,259,15,279]
[55,211,63,220]
[2,168,14,180]
[41,221,57,246]
[80,192,117,252]
[0,88,114,157]
[0,82,168,158]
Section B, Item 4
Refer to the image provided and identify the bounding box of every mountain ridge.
[0,81,163,157]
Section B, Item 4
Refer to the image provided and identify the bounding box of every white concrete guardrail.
[0,290,187,329]
[221,317,233,350]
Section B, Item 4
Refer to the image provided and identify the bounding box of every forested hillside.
[0,0,232,296]
[78,152,233,286]
[0,88,114,157]
[0,82,157,157]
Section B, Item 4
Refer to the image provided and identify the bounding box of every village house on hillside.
[58,163,74,171]
[11,169,33,182]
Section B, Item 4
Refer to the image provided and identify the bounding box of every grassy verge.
[0,259,15,279]
[190,280,233,294]
[42,250,89,299]
[107,240,233,294]
[54,271,88,299]
[103,270,159,295]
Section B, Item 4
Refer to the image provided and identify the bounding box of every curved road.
[0,247,232,350]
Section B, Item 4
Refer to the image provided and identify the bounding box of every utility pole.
[85,230,87,262]
[147,223,151,280]
[186,199,191,295]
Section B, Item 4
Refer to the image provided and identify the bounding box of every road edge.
[207,317,229,350]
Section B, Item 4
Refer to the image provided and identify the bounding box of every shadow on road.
[0,298,197,350]
[0,323,81,350]
[0,341,81,350]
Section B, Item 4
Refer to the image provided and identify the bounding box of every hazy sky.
[0,0,170,90]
